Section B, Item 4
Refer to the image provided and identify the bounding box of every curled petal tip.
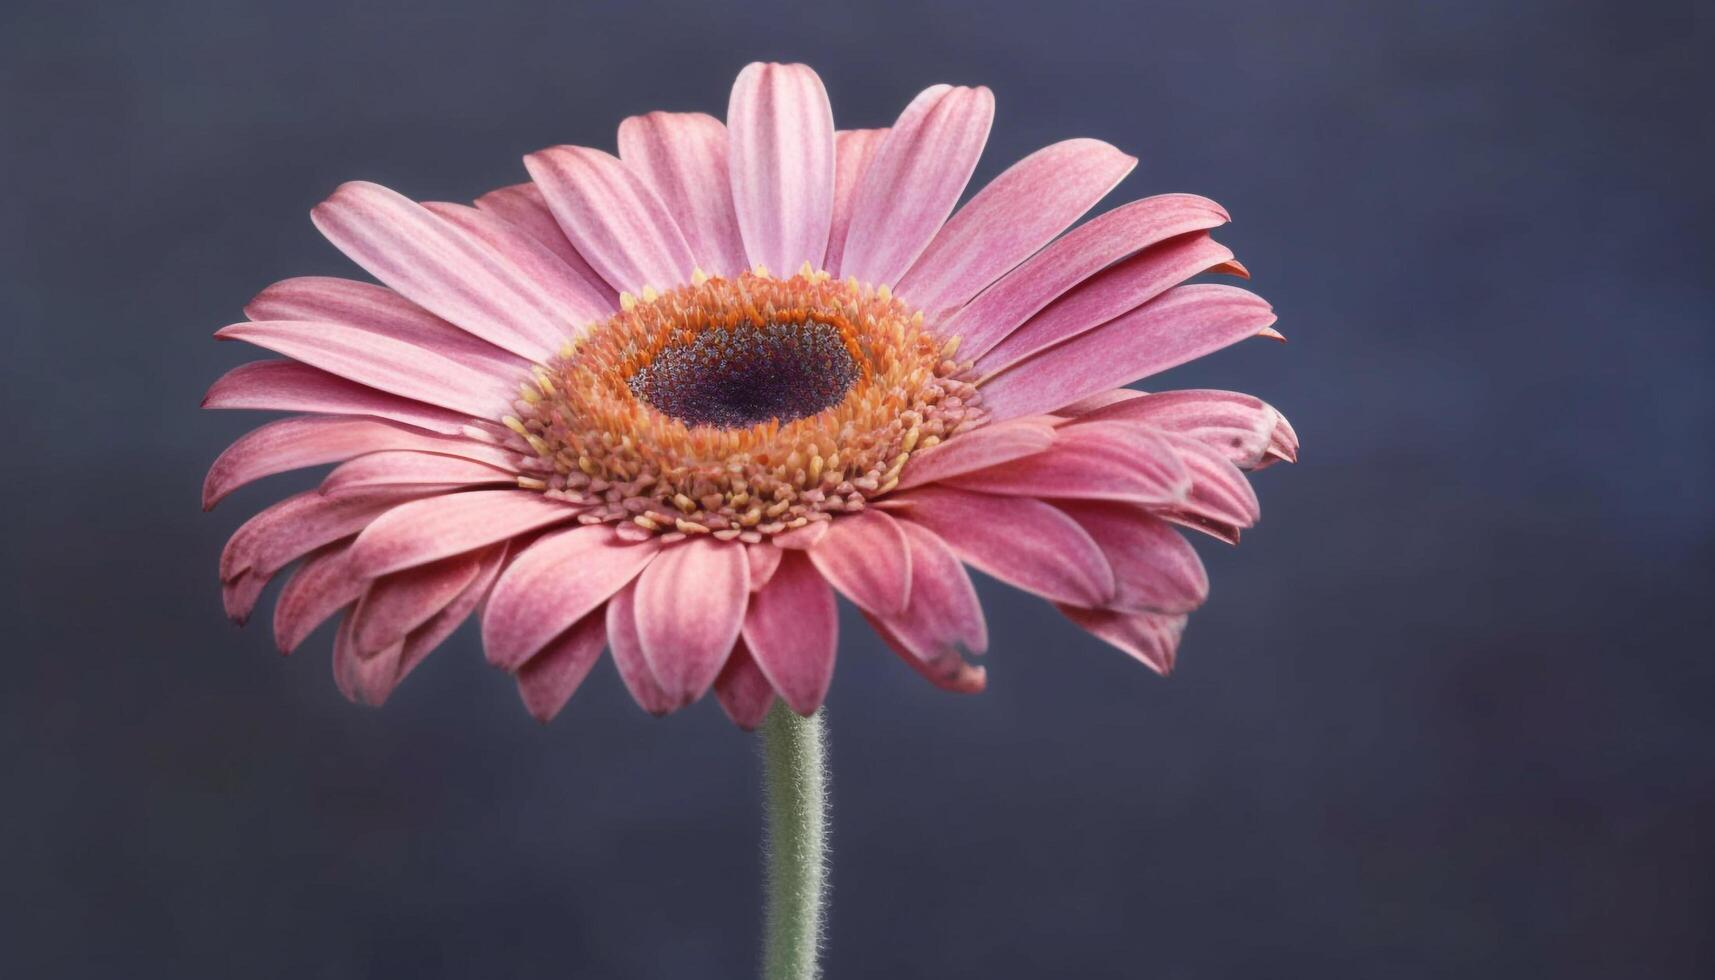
[1209,258,1250,279]
[1257,325,1286,342]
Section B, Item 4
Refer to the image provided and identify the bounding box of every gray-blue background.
[4,0,1709,976]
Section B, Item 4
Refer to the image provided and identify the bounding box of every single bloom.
[204,62,1297,727]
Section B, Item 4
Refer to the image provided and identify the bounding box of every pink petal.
[713,641,777,731]
[273,542,362,654]
[1071,388,1282,470]
[1157,430,1262,528]
[823,129,888,276]
[473,183,617,305]
[514,610,608,723]
[806,509,912,616]
[746,543,784,592]
[1163,512,1243,546]
[424,202,618,330]
[345,490,582,579]
[861,520,987,681]
[741,551,838,715]
[351,550,486,656]
[221,486,429,583]
[893,486,1114,607]
[634,539,749,706]
[977,232,1235,372]
[894,418,1055,491]
[946,419,1189,505]
[839,84,994,288]
[523,145,696,293]
[942,194,1229,357]
[333,542,507,705]
[393,542,508,685]
[332,612,399,706]
[309,181,572,361]
[201,361,472,435]
[770,520,830,550]
[898,138,1135,321]
[978,284,1278,421]
[320,450,516,495]
[1057,502,1208,614]
[1055,389,1147,416]
[865,617,988,694]
[617,112,748,277]
[1262,411,1300,468]
[245,276,530,378]
[726,62,836,276]
[605,579,675,716]
[481,526,660,670]
[215,320,512,419]
[204,415,487,510]
[1058,606,1187,675]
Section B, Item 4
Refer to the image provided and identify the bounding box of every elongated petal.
[481,526,659,670]
[221,486,428,583]
[205,415,487,510]
[618,112,748,276]
[1157,430,1262,528]
[425,202,616,330]
[1058,606,1187,675]
[770,521,830,550]
[899,138,1135,320]
[524,145,697,293]
[1262,411,1300,468]
[201,361,472,435]
[806,508,911,615]
[864,616,987,694]
[742,551,837,715]
[333,612,399,706]
[894,486,1114,606]
[310,181,571,360]
[946,420,1188,504]
[351,550,486,656]
[245,276,530,377]
[273,542,363,653]
[346,490,581,579]
[395,543,507,682]
[895,419,1055,491]
[605,579,675,715]
[473,182,617,304]
[943,194,1229,357]
[515,611,608,723]
[863,521,987,679]
[713,642,777,730]
[979,285,1278,421]
[321,450,515,495]
[635,539,749,706]
[978,232,1235,372]
[1057,502,1208,614]
[840,85,994,288]
[727,62,836,275]
[1071,389,1281,469]
[746,543,783,592]
[215,320,512,419]
[823,129,887,275]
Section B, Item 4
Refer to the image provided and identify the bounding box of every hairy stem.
[760,702,829,980]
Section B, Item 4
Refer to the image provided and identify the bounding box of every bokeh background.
[3,0,1709,976]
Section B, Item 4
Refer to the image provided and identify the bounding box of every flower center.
[627,319,861,429]
[502,269,983,541]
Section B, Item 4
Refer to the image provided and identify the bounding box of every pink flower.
[205,62,1297,727]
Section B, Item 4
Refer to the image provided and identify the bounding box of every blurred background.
[3,0,1709,976]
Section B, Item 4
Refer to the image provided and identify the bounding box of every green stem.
[760,702,829,980]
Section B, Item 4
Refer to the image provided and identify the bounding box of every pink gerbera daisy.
[205,61,1296,728]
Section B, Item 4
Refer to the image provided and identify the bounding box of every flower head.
[205,62,1296,727]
